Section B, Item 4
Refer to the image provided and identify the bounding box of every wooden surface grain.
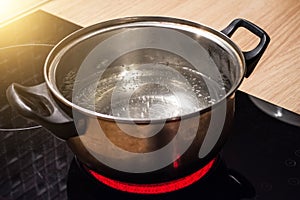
[40,0,300,114]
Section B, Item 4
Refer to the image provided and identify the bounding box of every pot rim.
[44,16,245,123]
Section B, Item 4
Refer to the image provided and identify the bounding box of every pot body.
[6,17,270,186]
[66,94,235,183]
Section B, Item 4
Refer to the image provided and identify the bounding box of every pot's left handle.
[221,18,270,77]
[6,83,77,140]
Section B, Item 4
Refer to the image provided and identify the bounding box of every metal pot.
[6,17,270,189]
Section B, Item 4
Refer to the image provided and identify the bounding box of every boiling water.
[61,63,227,120]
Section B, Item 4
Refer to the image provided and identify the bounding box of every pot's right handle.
[221,19,270,77]
[6,83,78,140]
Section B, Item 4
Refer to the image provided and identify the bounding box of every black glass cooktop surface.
[0,11,299,200]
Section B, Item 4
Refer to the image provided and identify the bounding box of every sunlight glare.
[0,0,17,17]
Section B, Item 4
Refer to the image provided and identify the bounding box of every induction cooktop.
[0,11,299,200]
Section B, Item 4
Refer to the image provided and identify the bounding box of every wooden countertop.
[40,0,300,115]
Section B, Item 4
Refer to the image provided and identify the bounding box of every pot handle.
[6,83,77,140]
[221,18,270,77]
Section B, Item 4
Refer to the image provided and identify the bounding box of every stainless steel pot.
[6,17,270,188]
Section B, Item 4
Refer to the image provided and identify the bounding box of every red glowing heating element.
[88,158,216,194]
